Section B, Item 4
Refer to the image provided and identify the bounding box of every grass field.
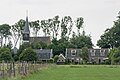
[20,65,120,80]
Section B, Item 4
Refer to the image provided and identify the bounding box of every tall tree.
[51,16,60,39]
[61,16,73,40]
[41,20,51,36]
[11,19,25,48]
[75,17,84,35]
[0,24,11,47]
[29,20,40,37]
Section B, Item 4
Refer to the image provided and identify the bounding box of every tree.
[0,48,13,61]
[41,20,51,36]
[108,48,117,64]
[16,43,31,61]
[70,35,93,48]
[11,19,25,48]
[75,17,84,35]
[108,47,120,64]
[19,47,37,61]
[51,16,60,39]
[61,16,73,40]
[97,12,120,48]
[0,24,11,47]
[81,47,89,63]
[30,20,40,37]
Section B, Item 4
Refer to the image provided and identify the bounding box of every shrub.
[0,48,13,61]
[19,47,38,61]
[54,55,59,63]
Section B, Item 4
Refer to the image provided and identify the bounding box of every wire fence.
[0,61,49,79]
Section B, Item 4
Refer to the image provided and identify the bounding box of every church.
[22,16,53,61]
[22,16,50,44]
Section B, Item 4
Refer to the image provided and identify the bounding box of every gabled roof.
[23,16,30,33]
[59,54,66,59]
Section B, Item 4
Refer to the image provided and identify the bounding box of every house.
[22,16,52,61]
[66,48,82,63]
[57,54,66,64]
[66,48,110,64]
[88,49,109,64]
[34,49,53,61]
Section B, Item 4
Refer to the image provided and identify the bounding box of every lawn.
[20,65,120,80]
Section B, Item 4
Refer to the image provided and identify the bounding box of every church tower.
[22,16,30,43]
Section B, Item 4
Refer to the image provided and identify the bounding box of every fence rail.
[0,61,48,79]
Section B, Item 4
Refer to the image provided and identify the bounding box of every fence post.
[0,61,1,78]
[2,60,5,78]
[13,61,16,77]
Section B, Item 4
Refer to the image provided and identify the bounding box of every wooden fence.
[0,61,48,79]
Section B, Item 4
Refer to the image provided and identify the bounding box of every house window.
[100,50,105,56]
[90,50,95,56]
[71,50,76,56]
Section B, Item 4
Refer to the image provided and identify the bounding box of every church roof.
[23,16,30,33]
[29,36,51,44]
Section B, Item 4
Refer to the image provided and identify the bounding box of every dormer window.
[90,49,95,56]
[100,50,105,56]
[71,50,76,56]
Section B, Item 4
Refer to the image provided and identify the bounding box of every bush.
[0,48,13,61]
[54,55,59,63]
[19,47,38,61]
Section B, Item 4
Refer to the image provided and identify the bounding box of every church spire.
[23,16,30,33]
[22,14,30,42]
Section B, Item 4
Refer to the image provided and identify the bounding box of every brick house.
[66,48,110,64]
[88,49,109,64]
[66,48,82,63]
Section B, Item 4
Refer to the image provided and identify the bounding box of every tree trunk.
[5,37,7,46]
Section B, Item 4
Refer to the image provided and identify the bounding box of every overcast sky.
[0,0,120,47]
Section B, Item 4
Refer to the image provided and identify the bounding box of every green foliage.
[61,16,73,40]
[0,48,13,61]
[53,55,59,63]
[97,13,120,48]
[75,17,84,35]
[31,41,47,49]
[81,47,89,63]
[0,15,94,61]
[29,20,40,37]
[15,43,31,61]
[19,47,37,61]
[0,24,11,46]
[11,19,25,48]
[109,47,120,64]
[70,35,93,48]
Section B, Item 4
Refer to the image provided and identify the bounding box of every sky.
[0,0,120,47]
